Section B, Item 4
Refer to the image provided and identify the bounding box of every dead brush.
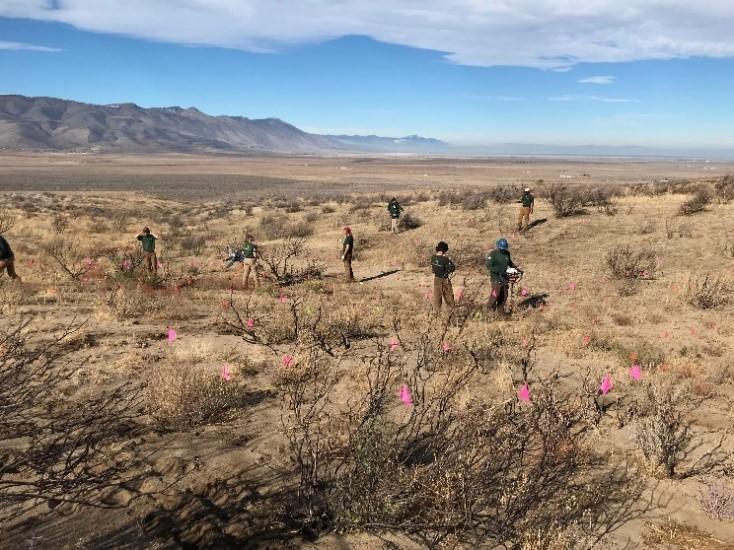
[714,174,734,203]
[42,238,97,280]
[145,361,245,428]
[606,245,658,280]
[679,188,713,215]
[685,274,734,309]
[699,481,734,520]
[634,382,730,478]
[547,183,585,217]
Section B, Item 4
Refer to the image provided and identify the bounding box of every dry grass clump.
[643,520,734,549]
[699,481,734,521]
[98,284,193,321]
[146,361,245,428]
[679,188,713,215]
[686,274,734,309]
[606,245,658,280]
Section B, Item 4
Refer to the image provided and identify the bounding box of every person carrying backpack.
[431,241,455,311]
[487,238,520,311]
[387,198,403,234]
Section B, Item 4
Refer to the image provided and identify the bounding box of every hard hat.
[496,238,509,250]
[524,187,531,192]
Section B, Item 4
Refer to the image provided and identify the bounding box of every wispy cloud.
[0,40,61,52]
[460,94,523,102]
[549,95,639,103]
[1,1,734,69]
[579,75,615,85]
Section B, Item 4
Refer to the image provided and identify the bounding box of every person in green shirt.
[486,238,519,311]
[241,234,259,290]
[387,198,403,234]
[517,187,535,231]
[430,241,456,312]
[341,227,355,281]
[136,227,159,274]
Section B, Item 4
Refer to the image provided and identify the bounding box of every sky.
[1,1,733,148]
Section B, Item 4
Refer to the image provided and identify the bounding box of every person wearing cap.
[136,226,159,274]
[0,234,20,281]
[341,227,355,281]
[430,241,456,312]
[387,197,403,234]
[486,238,517,311]
[517,187,535,231]
[241,234,259,290]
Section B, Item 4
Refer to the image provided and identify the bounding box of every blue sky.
[1,2,733,148]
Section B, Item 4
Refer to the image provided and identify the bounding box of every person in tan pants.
[517,187,534,231]
[430,241,455,311]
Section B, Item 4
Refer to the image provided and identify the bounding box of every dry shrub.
[99,284,191,320]
[258,214,313,240]
[259,236,323,285]
[146,362,245,428]
[547,184,585,217]
[42,238,97,280]
[321,205,336,214]
[714,174,734,203]
[634,382,729,478]
[686,274,734,309]
[643,520,734,549]
[400,212,423,230]
[606,245,658,280]
[679,188,713,215]
[177,234,208,255]
[0,207,16,233]
[699,481,734,520]
[279,329,644,547]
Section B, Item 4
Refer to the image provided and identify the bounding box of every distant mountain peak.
[0,94,444,154]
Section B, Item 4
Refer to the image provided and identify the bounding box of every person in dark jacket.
[136,227,159,274]
[387,198,403,234]
[341,227,355,281]
[486,238,518,311]
[0,234,20,281]
[517,187,534,231]
[431,241,455,311]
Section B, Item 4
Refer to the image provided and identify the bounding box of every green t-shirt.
[242,241,257,258]
[431,254,455,278]
[521,193,534,207]
[343,234,354,256]
[138,234,156,252]
[486,249,515,282]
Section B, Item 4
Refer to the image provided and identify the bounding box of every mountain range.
[0,95,446,154]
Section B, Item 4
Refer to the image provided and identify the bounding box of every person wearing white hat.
[517,187,535,231]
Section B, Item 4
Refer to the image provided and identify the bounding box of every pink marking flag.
[121,259,132,271]
[389,337,400,352]
[282,354,294,367]
[246,318,255,329]
[517,383,531,402]
[167,328,177,343]
[567,282,577,291]
[399,384,413,406]
[582,335,591,347]
[455,287,465,302]
[279,294,288,304]
[599,375,614,395]
[441,342,452,353]
[82,257,95,269]
[491,289,498,298]
[629,364,642,381]
[221,364,233,381]
[520,288,529,297]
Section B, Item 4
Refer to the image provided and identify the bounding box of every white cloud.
[1,1,734,68]
[0,40,61,52]
[549,95,639,103]
[579,75,615,85]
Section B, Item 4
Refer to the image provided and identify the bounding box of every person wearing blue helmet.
[486,238,518,310]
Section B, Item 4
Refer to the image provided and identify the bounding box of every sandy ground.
[1,154,734,549]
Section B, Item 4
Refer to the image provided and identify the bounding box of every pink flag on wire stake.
[517,383,531,402]
[279,294,288,304]
[582,335,591,347]
[167,328,177,343]
[399,384,413,406]
[441,342,452,353]
[599,375,614,395]
[389,337,400,352]
[246,318,255,329]
[221,364,233,381]
[629,365,642,381]
[282,355,294,368]
[520,288,529,297]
